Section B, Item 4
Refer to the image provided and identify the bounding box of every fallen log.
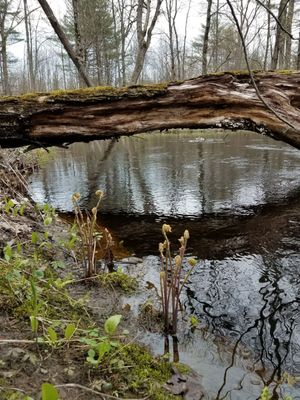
[0,71,300,149]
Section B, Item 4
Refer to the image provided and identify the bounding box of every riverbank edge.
[0,149,190,400]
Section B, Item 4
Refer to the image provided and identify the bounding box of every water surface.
[29,130,300,399]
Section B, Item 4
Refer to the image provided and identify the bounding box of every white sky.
[10,0,203,58]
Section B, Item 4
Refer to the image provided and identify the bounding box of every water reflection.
[29,130,300,399]
[29,130,300,215]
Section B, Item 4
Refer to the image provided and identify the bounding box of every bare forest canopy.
[0,71,299,149]
[0,0,299,95]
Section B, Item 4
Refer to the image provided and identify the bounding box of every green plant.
[260,387,272,400]
[98,268,138,292]
[159,224,196,338]
[84,314,122,366]
[41,383,59,400]
[2,197,27,216]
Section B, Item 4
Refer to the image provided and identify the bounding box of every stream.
[29,130,300,399]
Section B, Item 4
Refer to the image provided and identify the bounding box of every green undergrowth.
[108,343,180,399]
[0,198,183,399]
[97,269,138,292]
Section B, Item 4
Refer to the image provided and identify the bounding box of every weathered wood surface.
[0,71,300,149]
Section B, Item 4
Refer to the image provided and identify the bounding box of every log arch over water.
[0,71,300,149]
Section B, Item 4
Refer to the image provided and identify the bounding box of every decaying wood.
[0,71,299,149]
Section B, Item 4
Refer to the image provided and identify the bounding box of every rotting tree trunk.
[0,71,299,149]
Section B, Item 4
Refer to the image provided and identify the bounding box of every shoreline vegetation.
[0,148,188,400]
[0,148,295,400]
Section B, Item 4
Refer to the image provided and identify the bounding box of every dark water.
[29,130,300,399]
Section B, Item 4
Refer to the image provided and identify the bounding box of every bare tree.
[296,22,300,71]
[271,0,288,69]
[37,0,92,87]
[0,0,23,94]
[23,0,37,91]
[284,0,295,68]
[131,0,163,84]
[112,0,135,85]
[202,0,213,74]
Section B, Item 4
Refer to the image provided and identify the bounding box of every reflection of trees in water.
[31,130,300,215]
[185,252,300,397]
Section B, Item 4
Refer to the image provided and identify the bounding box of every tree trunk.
[1,40,10,95]
[131,0,163,84]
[271,0,288,69]
[297,25,300,70]
[202,0,213,75]
[263,0,271,70]
[0,72,299,149]
[72,0,87,86]
[23,0,35,91]
[37,0,92,87]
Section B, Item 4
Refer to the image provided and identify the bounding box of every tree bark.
[131,0,163,84]
[23,0,35,91]
[297,24,300,70]
[202,0,213,75]
[271,0,288,69]
[0,72,299,149]
[284,0,294,69]
[37,0,92,87]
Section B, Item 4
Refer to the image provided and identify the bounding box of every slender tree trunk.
[131,0,163,84]
[37,0,92,87]
[72,0,87,86]
[271,0,288,69]
[23,0,35,91]
[166,0,176,80]
[263,0,271,70]
[297,25,300,70]
[1,39,10,95]
[212,0,219,71]
[181,0,191,79]
[202,0,213,75]
[284,0,294,69]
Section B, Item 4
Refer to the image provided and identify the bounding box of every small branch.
[254,0,295,40]
[225,0,298,132]
[55,383,148,400]
[0,386,26,394]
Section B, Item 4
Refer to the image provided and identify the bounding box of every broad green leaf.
[64,323,76,340]
[104,315,122,335]
[41,382,59,400]
[79,337,98,347]
[47,327,58,343]
[87,349,95,358]
[86,349,98,365]
[96,341,111,360]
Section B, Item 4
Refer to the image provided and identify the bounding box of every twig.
[225,0,298,132]
[0,339,35,345]
[55,383,148,400]
[0,386,26,394]
[254,0,295,40]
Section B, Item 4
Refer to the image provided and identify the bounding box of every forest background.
[1,0,299,96]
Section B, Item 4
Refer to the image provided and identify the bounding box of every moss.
[0,83,168,103]
[98,270,138,292]
[0,379,28,400]
[114,343,179,399]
